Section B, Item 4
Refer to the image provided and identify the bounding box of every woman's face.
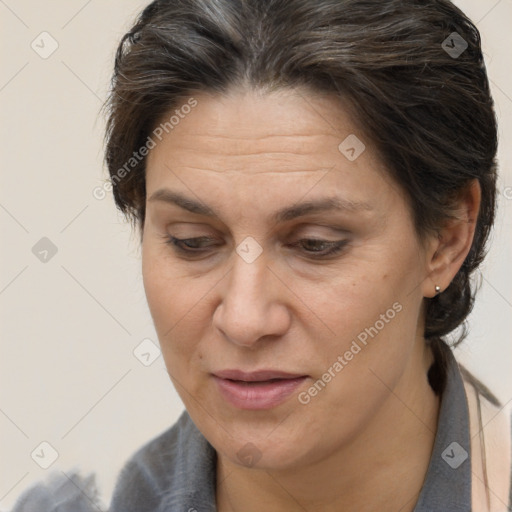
[142,87,433,469]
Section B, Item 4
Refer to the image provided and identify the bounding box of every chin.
[216,425,312,470]
[231,443,304,471]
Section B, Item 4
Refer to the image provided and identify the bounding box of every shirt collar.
[413,346,472,510]
[158,412,217,512]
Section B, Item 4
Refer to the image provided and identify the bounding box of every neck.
[216,341,440,512]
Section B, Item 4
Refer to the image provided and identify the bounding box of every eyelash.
[164,236,348,259]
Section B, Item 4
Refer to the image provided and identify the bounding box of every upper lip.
[213,369,307,382]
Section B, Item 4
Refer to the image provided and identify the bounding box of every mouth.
[212,369,308,410]
[213,369,307,381]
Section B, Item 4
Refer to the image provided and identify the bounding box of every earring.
[435,285,441,295]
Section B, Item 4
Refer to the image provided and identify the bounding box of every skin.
[141,86,481,512]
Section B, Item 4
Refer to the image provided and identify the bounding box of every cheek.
[142,247,172,328]
[141,244,199,357]
[303,241,424,380]
[303,254,413,338]
[141,241,218,388]
[142,239,193,321]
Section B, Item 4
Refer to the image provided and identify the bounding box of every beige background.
[1,0,511,509]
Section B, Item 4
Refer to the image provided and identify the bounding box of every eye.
[290,238,348,258]
[165,236,217,253]
[165,236,348,259]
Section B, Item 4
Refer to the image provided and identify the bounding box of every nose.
[212,246,291,348]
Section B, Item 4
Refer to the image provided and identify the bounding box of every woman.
[12,0,511,510]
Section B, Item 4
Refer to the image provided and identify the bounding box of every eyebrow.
[148,188,373,224]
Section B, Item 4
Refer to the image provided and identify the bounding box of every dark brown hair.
[104,0,498,396]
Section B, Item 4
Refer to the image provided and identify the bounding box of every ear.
[421,179,481,298]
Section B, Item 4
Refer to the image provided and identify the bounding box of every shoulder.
[9,411,195,512]
[109,409,199,511]
[459,364,512,511]
[10,472,105,512]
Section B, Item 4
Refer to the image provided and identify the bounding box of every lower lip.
[213,376,307,410]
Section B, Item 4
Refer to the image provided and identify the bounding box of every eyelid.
[164,235,349,259]
[162,224,352,247]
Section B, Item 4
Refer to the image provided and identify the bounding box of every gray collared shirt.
[11,349,512,511]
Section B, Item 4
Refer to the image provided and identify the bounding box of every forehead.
[147,87,363,164]
[144,87,402,221]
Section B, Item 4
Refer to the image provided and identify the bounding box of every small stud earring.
[435,285,441,295]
